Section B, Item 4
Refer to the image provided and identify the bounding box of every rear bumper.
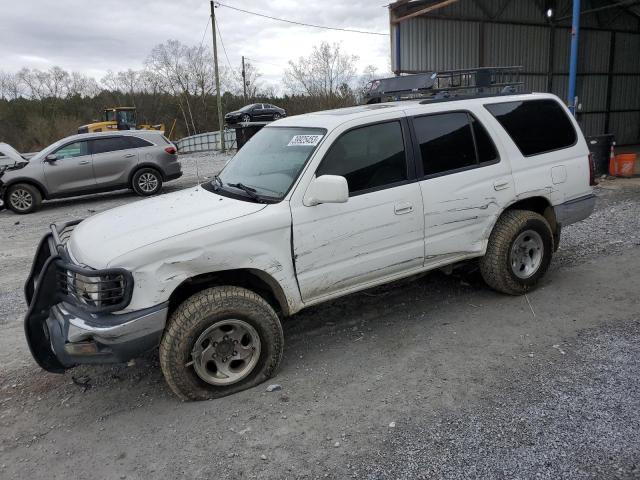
[24,222,167,373]
[166,171,183,182]
[554,193,596,227]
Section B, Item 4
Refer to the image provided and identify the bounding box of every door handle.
[394,203,414,215]
[493,180,510,191]
[78,160,90,165]
[124,153,136,158]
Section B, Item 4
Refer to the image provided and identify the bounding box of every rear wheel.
[132,168,162,196]
[273,113,281,120]
[159,286,284,401]
[6,183,42,214]
[480,210,553,295]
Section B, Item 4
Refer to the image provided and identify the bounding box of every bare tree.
[0,71,23,100]
[283,42,358,102]
[243,62,262,99]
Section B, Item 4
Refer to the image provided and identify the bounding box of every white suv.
[24,92,595,400]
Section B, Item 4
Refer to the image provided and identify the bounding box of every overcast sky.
[2,0,392,88]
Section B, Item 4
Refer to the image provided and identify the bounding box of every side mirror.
[45,154,58,163]
[304,175,349,206]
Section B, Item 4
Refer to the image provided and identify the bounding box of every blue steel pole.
[568,0,581,115]
[395,22,401,75]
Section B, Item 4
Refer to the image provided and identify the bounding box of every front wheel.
[241,114,251,123]
[6,183,42,214]
[159,286,284,401]
[132,168,162,196]
[480,210,553,295]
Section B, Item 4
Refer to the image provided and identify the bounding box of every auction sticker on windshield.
[287,135,323,147]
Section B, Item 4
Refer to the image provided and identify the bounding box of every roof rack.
[362,66,524,104]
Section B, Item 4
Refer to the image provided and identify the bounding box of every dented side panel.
[291,183,425,301]
[104,203,303,314]
[418,107,516,263]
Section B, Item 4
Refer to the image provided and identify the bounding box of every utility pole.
[210,0,225,152]
[242,56,247,102]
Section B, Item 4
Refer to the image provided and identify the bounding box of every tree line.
[0,41,382,152]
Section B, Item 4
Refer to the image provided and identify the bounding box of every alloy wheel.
[190,319,262,386]
[9,188,33,211]
[510,230,544,279]
[138,172,159,193]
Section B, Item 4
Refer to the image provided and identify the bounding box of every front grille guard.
[26,220,134,314]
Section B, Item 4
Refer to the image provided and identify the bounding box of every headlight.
[75,274,100,303]
[58,266,132,313]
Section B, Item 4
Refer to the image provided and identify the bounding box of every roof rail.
[362,66,524,104]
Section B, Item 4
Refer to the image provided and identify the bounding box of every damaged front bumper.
[24,221,168,373]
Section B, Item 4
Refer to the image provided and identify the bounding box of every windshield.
[217,126,326,201]
[238,104,256,112]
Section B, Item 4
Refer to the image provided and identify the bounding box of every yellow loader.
[78,107,165,135]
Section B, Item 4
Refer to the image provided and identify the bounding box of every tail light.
[165,146,177,155]
[588,153,597,186]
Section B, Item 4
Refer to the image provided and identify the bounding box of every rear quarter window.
[485,99,577,157]
[127,136,154,148]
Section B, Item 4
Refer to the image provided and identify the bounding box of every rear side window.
[317,121,408,195]
[126,136,153,148]
[413,112,498,177]
[485,99,577,156]
[92,136,131,155]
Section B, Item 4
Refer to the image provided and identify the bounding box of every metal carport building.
[389,0,640,145]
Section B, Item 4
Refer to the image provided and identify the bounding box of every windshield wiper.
[227,182,265,202]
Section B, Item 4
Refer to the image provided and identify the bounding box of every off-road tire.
[159,286,284,401]
[132,167,162,196]
[480,209,553,295]
[6,183,42,214]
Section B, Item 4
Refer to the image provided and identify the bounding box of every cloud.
[1,0,391,86]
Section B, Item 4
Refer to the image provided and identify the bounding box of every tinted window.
[470,115,499,164]
[317,121,407,194]
[54,141,89,159]
[414,113,476,176]
[127,136,153,148]
[485,99,577,156]
[92,136,131,155]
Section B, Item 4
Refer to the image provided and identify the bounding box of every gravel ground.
[0,163,639,479]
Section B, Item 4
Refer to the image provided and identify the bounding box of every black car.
[224,103,286,125]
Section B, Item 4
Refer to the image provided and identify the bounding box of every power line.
[215,1,388,36]
[244,57,288,69]
[199,16,210,50]
[214,15,243,81]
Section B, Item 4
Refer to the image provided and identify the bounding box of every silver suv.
[0,131,182,214]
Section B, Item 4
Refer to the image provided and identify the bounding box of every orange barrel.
[614,153,637,177]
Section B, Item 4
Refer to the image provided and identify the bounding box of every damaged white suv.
[25,91,595,400]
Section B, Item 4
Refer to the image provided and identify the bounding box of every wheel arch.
[504,196,558,236]
[128,163,166,184]
[3,178,49,200]
[486,195,559,251]
[167,268,291,318]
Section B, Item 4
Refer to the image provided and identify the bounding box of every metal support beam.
[395,23,401,75]
[604,31,616,133]
[547,24,556,92]
[568,0,581,115]
[392,0,459,23]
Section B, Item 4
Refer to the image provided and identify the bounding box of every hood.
[68,186,267,269]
